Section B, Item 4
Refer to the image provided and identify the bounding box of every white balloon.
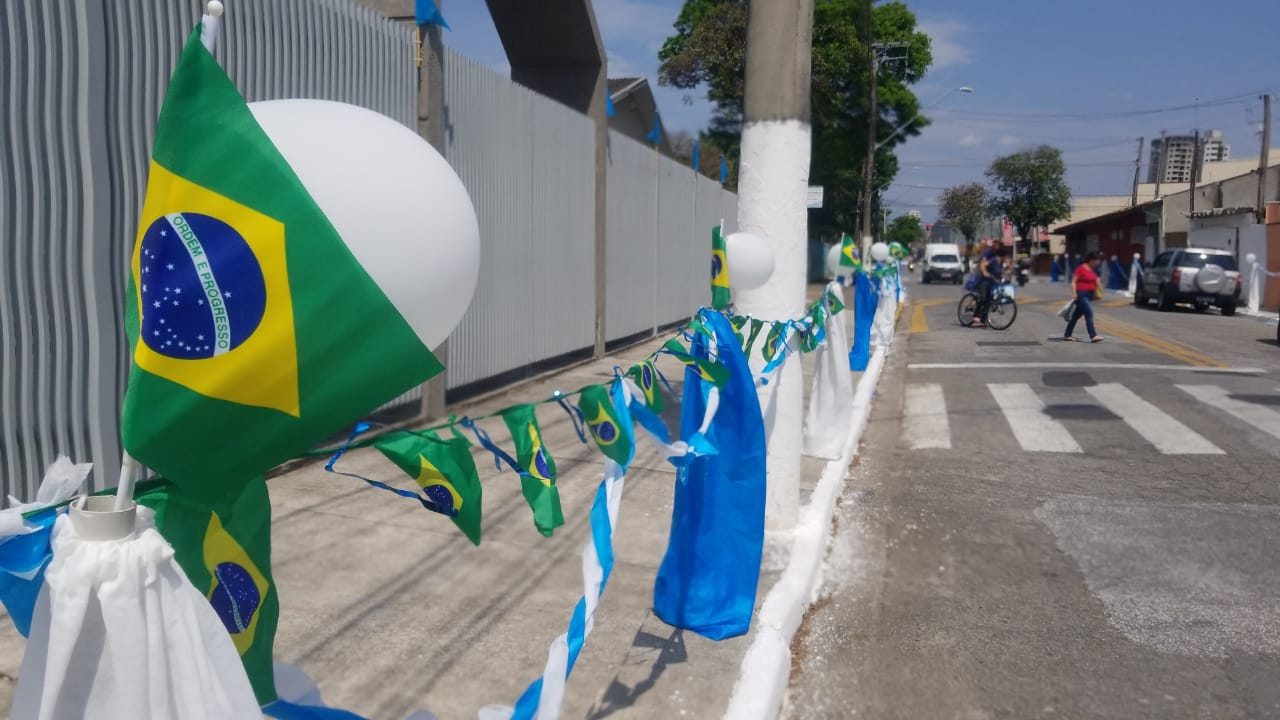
[725,232,774,290]
[826,244,843,276]
[1246,253,1258,264]
[248,99,480,351]
[870,242,890,262]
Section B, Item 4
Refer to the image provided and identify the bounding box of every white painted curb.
[723,344,890,720]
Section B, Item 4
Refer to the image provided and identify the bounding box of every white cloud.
[917,17,974,71]
[958,133,982,147]
[999,135,1020,146]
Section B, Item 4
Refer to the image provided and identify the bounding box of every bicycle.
[957,282,1018,330]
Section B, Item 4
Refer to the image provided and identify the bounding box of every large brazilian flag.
[122,29,443,500]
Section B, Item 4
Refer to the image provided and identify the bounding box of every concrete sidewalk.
[265,328,833,719]
[0,288,855,720]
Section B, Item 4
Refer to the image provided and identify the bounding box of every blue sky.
[441,0,1280,222]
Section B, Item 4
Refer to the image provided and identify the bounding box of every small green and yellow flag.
[625,360,664,413]
[502,404,564,537]
[133,477,278,705]
[839,233,861,271]
[761,322,787,363]
[663,338,729,388]
[824,285,846,315]
[376,431,483,545]
[799,308,826,353]
[711,223,731,309]
[578,384,634,467]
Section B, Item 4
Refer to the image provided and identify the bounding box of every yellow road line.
[1039,305,1225,367]
[909,299,952,334]
[1094,318,1225,367]
[911,304,929,333]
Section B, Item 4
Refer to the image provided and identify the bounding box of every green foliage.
[986,146,1073,245]
[884,213,922,247]
[658,0,932,229]
[938,182,991,245]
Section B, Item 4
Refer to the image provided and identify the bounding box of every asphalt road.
[787,273,1280,720]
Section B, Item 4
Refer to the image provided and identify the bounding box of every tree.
[938,182,990,248]
[986,145,1072,251]
[658,0,932,230]
[885,213,921,247]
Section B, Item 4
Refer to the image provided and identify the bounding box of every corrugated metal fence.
[1,0,416,499]
[1,0,739,500]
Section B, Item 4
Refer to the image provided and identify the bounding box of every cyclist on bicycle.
[971,246,1008,325]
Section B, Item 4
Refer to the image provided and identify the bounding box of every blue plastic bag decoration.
[849,272,877,372]
[652,310,766,641]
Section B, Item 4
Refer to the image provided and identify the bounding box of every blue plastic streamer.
[850,272,877,371]
[0,508,59,637]
[460,417,525,476]
[554,392,589,444]
[414,0,450,29]
[324,423,457,517]
[653,310,765,640]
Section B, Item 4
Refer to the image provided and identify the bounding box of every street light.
[875,86,974,151]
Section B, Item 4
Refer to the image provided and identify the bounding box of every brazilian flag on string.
[502,404,564,537]
[578,384,634,467]
[122,28,443,501]
[626,360,664,413]
[762,322,786,363]
[711,223,730,309]
[133,477,278,705]
[376,431,483,545]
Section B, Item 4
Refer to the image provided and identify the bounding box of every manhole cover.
[1042,371,1097,387]
[1044,404,1117,421]
[1228,394,1280,407]
[976,341,1041,347]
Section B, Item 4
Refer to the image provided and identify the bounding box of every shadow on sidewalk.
[585,623,687,719]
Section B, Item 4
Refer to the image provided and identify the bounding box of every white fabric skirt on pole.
[803,295,854,460]
[13,505,260,720]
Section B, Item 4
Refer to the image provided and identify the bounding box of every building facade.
[1147,129,1230,184]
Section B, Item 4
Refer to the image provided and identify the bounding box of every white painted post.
[735,0,814,531]
[1128,253,1140,296]
[1247,253,1262,313]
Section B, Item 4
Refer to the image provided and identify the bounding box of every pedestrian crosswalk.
[900,381,1280,455]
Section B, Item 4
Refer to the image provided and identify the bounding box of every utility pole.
[736,0,815,531]
[1189,128,1200,216]
[1258,94,1271,224]
[1153,129,1165,199]
[858,0,877,257]
[1130,136,1144,207]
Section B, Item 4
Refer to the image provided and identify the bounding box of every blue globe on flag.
[138,212,267,360]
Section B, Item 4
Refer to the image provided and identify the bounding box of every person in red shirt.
[1065,251,1104,342]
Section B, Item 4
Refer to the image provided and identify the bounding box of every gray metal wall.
[1,0,739,501]
[441,49,597,389]
[1,0,416,499]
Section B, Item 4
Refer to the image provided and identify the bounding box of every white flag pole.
[201,1,224,54]
[114,0,224,512]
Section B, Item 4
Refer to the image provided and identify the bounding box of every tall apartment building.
[1147,129,1230,184]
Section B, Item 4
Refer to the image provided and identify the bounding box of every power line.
[927,87,1272,123]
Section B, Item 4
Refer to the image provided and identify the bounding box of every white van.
[922,244,964,284]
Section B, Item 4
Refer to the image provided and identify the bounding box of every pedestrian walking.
[1064,251,1104,342]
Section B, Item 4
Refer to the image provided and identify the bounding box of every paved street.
[788,273,1280,720]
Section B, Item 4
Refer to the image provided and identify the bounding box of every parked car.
[921,245,965,284]
[1134,247,1242,315]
